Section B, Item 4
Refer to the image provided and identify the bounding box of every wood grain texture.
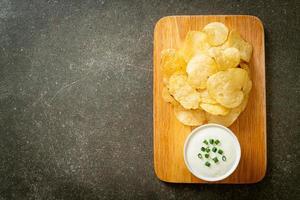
[153,15,266,184]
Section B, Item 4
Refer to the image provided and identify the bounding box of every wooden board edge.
[256,14,267,183]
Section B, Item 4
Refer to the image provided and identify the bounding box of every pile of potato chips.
[161,22,253,127]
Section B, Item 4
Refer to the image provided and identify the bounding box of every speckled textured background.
[0,0,299,199]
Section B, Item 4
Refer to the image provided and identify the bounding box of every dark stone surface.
[0,0,299,199]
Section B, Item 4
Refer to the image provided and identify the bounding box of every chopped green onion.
[198,153,202,159]
[204,154,209,158]
[209,139,214,144]
[215,139,220,145]
[203,140,208,145]
[206,147,210,153]
[212,147,217,153]
[218,149,223,155]
[205,161,211,167]
[201,147,206,152]
[222,155,227,161]
[213,157,219,163]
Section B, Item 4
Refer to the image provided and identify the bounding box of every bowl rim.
[183,123,241,182]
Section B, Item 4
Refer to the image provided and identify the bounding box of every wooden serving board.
[153,15,266,184]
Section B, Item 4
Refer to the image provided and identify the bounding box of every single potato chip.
[207,68,250,108]
[206,94,249,127]
[203,22,229,46]
[174,105,206,126]
[218,47,240,70]
[161,48,186,79]
[199,90,218,104]
[200,103,230,116]
[168,74,201,109]
[228,68,252,94]
[179,31,211,62]
[186,54,218,89]
[223,31,252,62]
[208,47,240,70]
[162,87,179,105]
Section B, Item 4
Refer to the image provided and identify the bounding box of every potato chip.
[174,105,206,126]
[208,47,240,70]
[168,74,201,109]
[162,87,179,105]
[228,68,252,94]
[203,22,229,46]
[207,68,250,108]
[186,54,218,89]
[243,79,252,95]
[223,31,252,62]
[179,31,211,62]
[161,48,186,78]
[207,47,218,58]
[200,103,230,116]
[240,62,251,76]
[206,95,249,127]
[199,89,218,104]
[218,47,240,70]
[206,111,238,127]
[239,94,250,112]
[159,22,253,127]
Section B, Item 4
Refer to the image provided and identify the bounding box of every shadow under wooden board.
[153,15,266,184]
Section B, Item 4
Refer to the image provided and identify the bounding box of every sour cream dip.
[184,123,241,182]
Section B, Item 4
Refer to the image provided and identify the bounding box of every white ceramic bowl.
[183,123,241,182]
